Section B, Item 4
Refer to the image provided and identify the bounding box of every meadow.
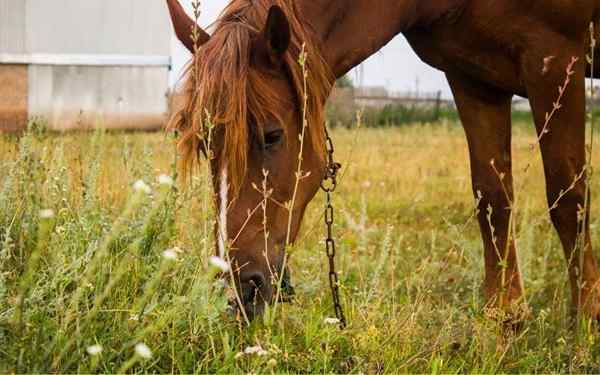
[2,120,600,373]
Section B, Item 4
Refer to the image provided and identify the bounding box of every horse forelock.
[169,0,334,195]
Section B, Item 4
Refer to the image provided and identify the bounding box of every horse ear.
[166,0,210,52]
[264,6,290,57]
[259,6,291,64]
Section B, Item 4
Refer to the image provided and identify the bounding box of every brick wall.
[0,64,28,132]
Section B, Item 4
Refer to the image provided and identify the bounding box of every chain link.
[320,126,346,329]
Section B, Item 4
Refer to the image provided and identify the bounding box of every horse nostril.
[239,272,266,305]
[249,273,265,289]
[241,271,265,288]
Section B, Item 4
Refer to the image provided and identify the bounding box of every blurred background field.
[2,121,600,372]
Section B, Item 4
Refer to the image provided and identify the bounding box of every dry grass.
[1,121,600,372]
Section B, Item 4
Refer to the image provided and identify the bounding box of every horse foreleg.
[447,73,525,322]
[524,49,600,321]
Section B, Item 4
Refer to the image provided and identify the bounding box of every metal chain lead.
[320,126,346,329]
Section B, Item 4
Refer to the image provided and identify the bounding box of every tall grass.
[1,119,600,372]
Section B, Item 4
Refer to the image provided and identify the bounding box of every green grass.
[2,122,600,373]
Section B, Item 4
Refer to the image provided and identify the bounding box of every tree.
[336,75,354,89]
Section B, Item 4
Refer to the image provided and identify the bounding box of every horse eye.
[264,129,284,150]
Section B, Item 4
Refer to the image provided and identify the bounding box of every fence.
[327,87,455,127]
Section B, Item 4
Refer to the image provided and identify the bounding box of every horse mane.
[168,0,334,194]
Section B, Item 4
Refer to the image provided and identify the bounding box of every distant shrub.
[327,101,448,128]
[326,100,541,128]
[336,75,354,89]
[369,104,441,127]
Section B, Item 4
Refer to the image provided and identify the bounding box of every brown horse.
[167,0,600,322]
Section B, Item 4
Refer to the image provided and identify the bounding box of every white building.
[0,0,172,131]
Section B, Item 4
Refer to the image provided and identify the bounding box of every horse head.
[167,0,333,320]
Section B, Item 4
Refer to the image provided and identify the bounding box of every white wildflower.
[209,256,230,272]
[133,180,151,194]
[157,174,174,186]
[135,343,152,359]
[244,345,268,356]
[39,209,55,219]
[162,248,178,261]
[324,317,340,325]
[86,344,103,356]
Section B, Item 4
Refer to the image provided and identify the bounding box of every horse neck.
[299,0,457,78]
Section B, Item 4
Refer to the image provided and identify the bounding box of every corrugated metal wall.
[0,0,26,54]
[26,0,170,55]
[0,0,28,130]
[29,65,168,130]
[0,0,171,131]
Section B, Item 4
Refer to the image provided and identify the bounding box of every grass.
[2,121,600,373]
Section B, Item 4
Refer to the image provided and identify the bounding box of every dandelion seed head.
[157,174,174,186]
[135,343,152,359]
[86,344,103,356]
[209,256,230,272]
[133,180,151,194]
[39,209,55,219]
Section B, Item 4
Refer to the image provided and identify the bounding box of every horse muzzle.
[229,267,296,321]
